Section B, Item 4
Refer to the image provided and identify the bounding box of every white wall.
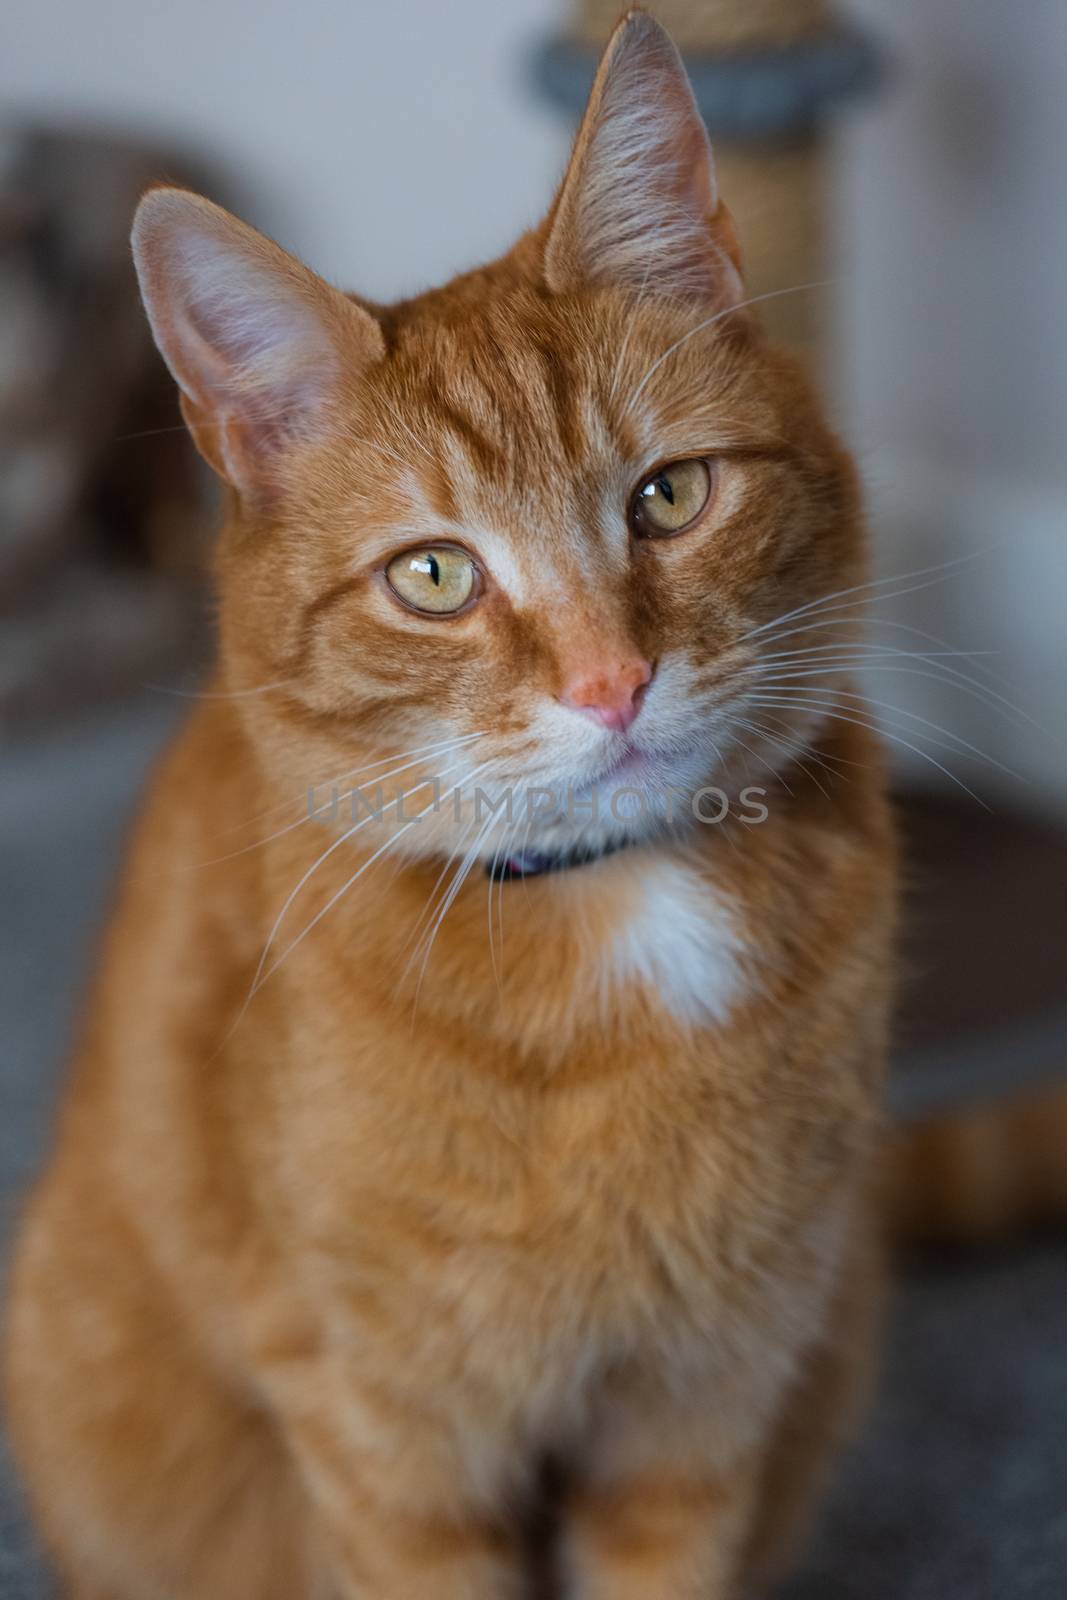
[836,0,1067,484]
[2,0,571,299]
[833,0,1067,808]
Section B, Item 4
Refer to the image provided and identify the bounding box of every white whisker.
[740,621,1032,725]
[746,695,993,810]
[608,255,657,409]
[254,759,494,1000]
[486,826,508,1001]
[750,659,1034,731]
[624,280,832,417]
[183,733,483,878]
[409,808,500,1014]
[734,553,983,649]
[144,678,294,701]
[248,749,479,996]
[400,758,502,963]
[748,683,1023,779]
[208,730,485,843]
[755,614,1012,689]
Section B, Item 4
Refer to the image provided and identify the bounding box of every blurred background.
[1,1,1065,1595]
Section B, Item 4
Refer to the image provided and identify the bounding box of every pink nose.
[560,658,653,734]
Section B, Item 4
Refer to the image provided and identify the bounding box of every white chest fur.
[603,857,746,1027]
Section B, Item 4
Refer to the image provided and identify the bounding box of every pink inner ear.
[132,190,387,493]
[164,230,341,436]
[134,190,391,495]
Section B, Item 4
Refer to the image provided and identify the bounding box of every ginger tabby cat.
[7,14,898,1598]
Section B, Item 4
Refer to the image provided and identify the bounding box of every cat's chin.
[581,740,660,790]
[511,741,723,860]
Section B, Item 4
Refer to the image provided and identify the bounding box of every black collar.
[487,837,632,882]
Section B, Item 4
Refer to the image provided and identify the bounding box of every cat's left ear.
[542,11,743,308]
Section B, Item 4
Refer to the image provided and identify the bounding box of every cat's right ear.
[131,189,384,497]
[542,11,743,308]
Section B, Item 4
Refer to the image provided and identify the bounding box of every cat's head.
[132,11,860,861]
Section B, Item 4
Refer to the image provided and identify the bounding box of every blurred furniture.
[0,125,215,730]
[891,794,1067,1124]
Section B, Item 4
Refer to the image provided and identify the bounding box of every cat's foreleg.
[564,1465,758,1600]
[281,1406,526,1600]
[560,1371,766,1600]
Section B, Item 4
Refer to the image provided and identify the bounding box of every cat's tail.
[884,1080,1067,1244]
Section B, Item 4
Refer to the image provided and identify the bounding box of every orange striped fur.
[6,14,900,1598]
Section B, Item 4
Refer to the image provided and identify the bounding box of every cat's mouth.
[560,736,715,833]
[583,740,654,789]
[579,733,707,795]
[506,729,724,857]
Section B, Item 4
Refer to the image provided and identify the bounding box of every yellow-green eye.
[385,546,477,615]
[631,458,713,537]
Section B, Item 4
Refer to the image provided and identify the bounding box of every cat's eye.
[630,458,713,538]
[385,545,477,615]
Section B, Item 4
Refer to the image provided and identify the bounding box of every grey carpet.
[2,696,1064,1597]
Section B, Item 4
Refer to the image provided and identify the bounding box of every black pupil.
[423,554,441,586]
[655,473,675,505]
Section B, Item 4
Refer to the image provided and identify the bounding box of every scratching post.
[574,0,831,51]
